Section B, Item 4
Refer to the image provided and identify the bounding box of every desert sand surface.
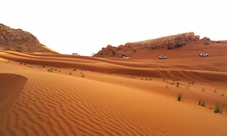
[0,44,227,136]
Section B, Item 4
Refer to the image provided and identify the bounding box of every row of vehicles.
[159,52,209,59]
[122,53,209,59]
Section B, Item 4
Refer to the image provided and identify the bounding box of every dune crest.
[0,73,27,116]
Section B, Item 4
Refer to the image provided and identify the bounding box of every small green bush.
[214,104,223,113]
[198,100,206,107]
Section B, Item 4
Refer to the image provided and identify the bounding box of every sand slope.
[0,49,227,136]
[0,73,27,116]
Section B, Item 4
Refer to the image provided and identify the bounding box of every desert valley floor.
[0,44,227,136]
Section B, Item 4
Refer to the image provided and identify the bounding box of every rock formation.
[94,32,216,57]
[0,23,57,53]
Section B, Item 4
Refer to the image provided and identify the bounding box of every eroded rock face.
[0,24,54,53]
[94,32,213,57]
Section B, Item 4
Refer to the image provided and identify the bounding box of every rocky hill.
[0,23,57,53]
[94,32,220,58]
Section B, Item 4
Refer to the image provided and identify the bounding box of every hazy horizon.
[1,0,227,56]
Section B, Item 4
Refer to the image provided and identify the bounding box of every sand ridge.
[0,73,27,116]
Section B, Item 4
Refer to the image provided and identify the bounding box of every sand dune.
[0,48,227,135]
[0,73,27,116]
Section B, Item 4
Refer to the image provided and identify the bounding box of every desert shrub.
[176,82,180,87]
[48,69,53,72]
[74,68,76,71]
[171,80,175,85]
[214,104,224,113]
[198,100,206,107]
[202,88,206,92]
[177,93,183,101]
[70,72,72,75]
[82,74,85,77]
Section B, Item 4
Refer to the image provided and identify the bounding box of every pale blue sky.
[1,0,226,56]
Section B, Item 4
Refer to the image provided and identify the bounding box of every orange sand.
[0,44,227,136]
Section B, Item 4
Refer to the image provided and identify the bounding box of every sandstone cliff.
[94,32,217,57]
[0,23,57,53]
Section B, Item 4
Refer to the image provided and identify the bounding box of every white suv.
[159,55,167,59]
[122,55,130,59]
[199,53,209,57]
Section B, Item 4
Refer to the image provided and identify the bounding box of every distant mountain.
[0,23,57,53]
[94,32,223,58]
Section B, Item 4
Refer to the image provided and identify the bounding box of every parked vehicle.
[72,53,79,56]
[122,55,130,59]
[199,53,209,57]
[159,55,167,59]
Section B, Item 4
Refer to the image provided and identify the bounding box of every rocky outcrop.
[94,32,214,57]
[0,23,56,53]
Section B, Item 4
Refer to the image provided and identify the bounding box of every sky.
[1,0,227,56]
